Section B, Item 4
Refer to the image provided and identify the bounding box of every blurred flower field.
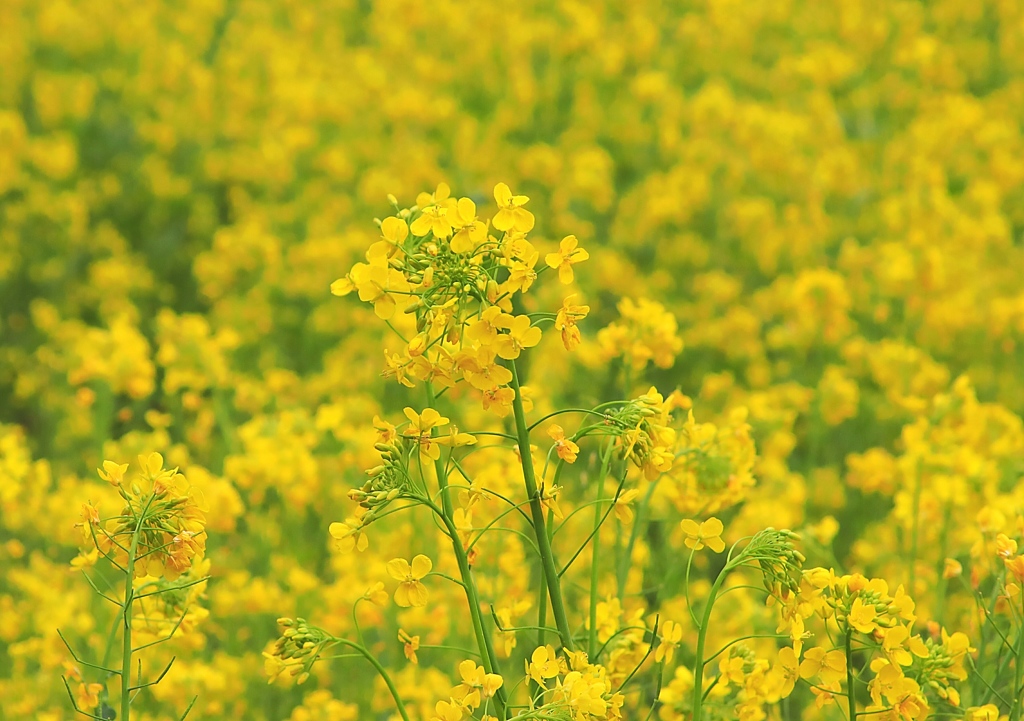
[3,0,1024,719]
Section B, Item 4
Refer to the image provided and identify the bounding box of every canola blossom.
[2,2,1024,721]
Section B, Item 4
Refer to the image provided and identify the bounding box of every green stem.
[588,442,614,658]
[120,522,142,720]
[509,359,575,651]
[617,479,657,601]
[336,639,411,721]
[691,561,731,721]
[537,560,548,649]
[1012,593,1024,721]
[425,385,507,719]
[846,629,857,721]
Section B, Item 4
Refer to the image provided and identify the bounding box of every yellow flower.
[411,182,454,238]
[329,517,368,552]
[547,424,579,463]
[364,582,389,606]
[466,306,511,347]
[341,254,411,319]
[386,554,432,607]
[848,597,877,634]
[942,558,962,579]
[995,533,1018,558]
[492,182,535,233]
[1007,554,1024,583]
[402,407,450,460]
[539,483,564,520]
[75,682,104,710]
[369,216,409,259]
[966,704,1001,721]
[97,460,128,486]
[432,699,463,721]
[70,548,99,570]
[398,628,420,664]
[799,646,846,685]
[450,197,488,253]
[774,647,799,698]
[545,235,589,284]
[555,294,590,351]
[680,517,725,552]
[494,315,542,360]
[882,625,913,666]
[454,659,503,710]
[613,488,640,524]
[719,655,746,685]
[525,645,560,687]
[655,619,683,663]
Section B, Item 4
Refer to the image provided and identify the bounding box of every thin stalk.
[336,639,411,721]
[120,523,142,719]
[588,442,614,658]
[617,479,658,600]
[531,510,552,702]
[509,359,575,651]
[846,629,858,721]
[691,561,731,721]
[425,385,507,719]
[1012,592,1024,721]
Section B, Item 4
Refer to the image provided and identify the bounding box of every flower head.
[680,517,726,553]
[545,235,589,284]
[387,554,432,607]
[492,182,534,233]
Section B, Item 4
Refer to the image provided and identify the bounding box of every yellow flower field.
[2,1,1024,720]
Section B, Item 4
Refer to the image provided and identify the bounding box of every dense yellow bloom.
[5,0,1022,717]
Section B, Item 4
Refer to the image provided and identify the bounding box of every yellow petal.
[457,197,476,222]
[393,583,412,607]
[387,558,411,580]
[407,582,429,607]
[701,517,724,537]
[494,182,512,207]
[381,216,409,243]
[680,519,700,536]
[411,554,432,579]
